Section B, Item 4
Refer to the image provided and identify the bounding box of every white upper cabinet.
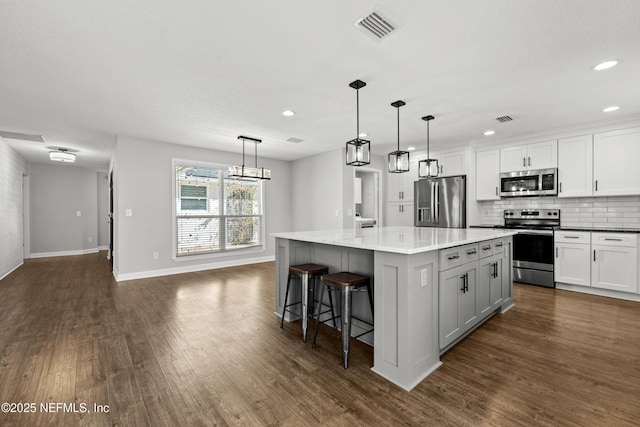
[476,149,500,201]
[557,135,593,198]
[500,140,557,172]
[436,151,467,177]
[593,127,640,196]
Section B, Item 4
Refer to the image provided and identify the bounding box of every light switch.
[125,209,133,217]
[347,209,353,217]
[76,211,82,217]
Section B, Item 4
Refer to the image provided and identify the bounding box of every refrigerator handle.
[431,182,436,223]
[435,182,440,223]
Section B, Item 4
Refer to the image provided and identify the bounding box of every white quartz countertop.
[272,226,517,255]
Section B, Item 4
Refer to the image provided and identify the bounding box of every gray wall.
[112,135,291,278]
[97,171,110,247]
[0,139,27,279]
[29,164,99,254]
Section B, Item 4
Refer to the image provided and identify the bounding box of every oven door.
[512,230,554,271]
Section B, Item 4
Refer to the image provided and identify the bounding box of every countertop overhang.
[272,226,517,255]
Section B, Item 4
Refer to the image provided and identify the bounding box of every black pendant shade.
[345,79,371,166]
[418,115,439,178]
[388,100,409,173]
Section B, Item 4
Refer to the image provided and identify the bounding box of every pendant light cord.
[356,88,360,138]
[426,119,430,159]
[397,106,400,151]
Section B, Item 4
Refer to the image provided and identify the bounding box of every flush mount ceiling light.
[602,105,620,112]
[484,130,496,136]
[418,115,438,178]
[49,148,76,163]
[228,136,271,180]
[345,79,370,167]
[593,60,619,71]
[388,100,409,173]
[282,110,295,117]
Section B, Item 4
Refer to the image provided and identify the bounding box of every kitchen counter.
[272,226,517,255]
[559,227,640,234]
[273,226,515,391]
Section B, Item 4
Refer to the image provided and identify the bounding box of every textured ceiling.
[1,1,640,169]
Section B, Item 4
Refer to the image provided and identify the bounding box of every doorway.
[354,169,381,227]
[109,171,114,264]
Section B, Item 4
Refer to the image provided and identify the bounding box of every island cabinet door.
[477,260,493,319]
[438,267,464,349]
[439,264,478,350]
[490,257,504,311]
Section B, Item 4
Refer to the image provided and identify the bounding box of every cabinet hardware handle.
[528,157,531,166]
[460,275,466,293]
[494,262,499,278]
[466,250,477,255]
[496,243,503,248]
[483,246,491,251]
[559,182,562,193]
[495,187,498,196]
[448,254,460,260]
[604,238,623,241]
[595,180,598,191]
[556,247,558,258]
[593,250,596,262]
[565,236,580,239]
[523,157,526,167]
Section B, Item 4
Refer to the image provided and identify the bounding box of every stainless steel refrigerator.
[414,175,466,228]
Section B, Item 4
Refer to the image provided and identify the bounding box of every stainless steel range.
[500,209,560,288]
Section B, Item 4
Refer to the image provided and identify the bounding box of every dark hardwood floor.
[0,253,638,426]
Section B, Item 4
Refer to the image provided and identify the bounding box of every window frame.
[171,158,266,261]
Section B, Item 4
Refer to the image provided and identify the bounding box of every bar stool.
[312,272,374,369]
[280,263,335,342]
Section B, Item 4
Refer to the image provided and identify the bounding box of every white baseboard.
[556,283,640,302]
[113,255,275,282]
[0,261,24,281]
[97,246,109,251]
[30,248,100,259]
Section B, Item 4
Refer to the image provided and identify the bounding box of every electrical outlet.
[125,209,133,217]
[153,252,159,260]
[88,237,92,243]
[335,209,339,217]
[76,211,82,217]
[421,269,428,288]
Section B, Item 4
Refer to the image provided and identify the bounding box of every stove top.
[503,209,561,230]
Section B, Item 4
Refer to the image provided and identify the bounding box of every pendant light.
[345,79,370,166]
[418,115,439,178]
[228,135,271,180]
[388,100,409,173]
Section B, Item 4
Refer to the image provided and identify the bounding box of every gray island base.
[273,226,516,391]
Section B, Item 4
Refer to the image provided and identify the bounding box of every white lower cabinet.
[439,238,508,351]
[555,231,638,294]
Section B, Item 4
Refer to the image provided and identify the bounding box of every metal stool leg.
[327,289,337,329]
[341,285,353,369]
[366,283,374,319]
[312,282,326,348]
[280,271,293,328]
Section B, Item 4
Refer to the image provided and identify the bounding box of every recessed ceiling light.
[483,130,495,136]
[359,133,368,138]
[407,146,415,151]
[593,60,619,71]
[282,110,295,117]
[602,105,620,112]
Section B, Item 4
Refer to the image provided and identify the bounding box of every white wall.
[0,139,27,280]
[112,136,291,280]
[29,164,99,255]
[97,171,110,248]
[291,149,344,231]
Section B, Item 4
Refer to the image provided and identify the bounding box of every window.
[174,162,264,257]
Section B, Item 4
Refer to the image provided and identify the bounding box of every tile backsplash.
[479,196,640,229]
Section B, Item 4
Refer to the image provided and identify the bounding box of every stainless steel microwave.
[499,168,558,197]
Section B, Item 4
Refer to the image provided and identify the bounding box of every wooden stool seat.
[289,264,329,276]
[321,272,369,287]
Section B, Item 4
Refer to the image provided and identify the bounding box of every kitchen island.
[273,226,517,391]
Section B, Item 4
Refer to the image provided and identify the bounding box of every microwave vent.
[495,115,513,123]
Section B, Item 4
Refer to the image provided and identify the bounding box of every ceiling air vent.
[495,115,513,123]
[286,137,304,143]
[0,131,45,142]
[354,10,398,41]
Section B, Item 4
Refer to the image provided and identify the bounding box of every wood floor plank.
[0,253,638,426]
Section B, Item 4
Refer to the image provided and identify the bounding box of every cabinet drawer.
[440,243,478,270]
[592,232,637,248]
[492,239,505,255]
[479,241,494,259]
[555,231,590,244]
